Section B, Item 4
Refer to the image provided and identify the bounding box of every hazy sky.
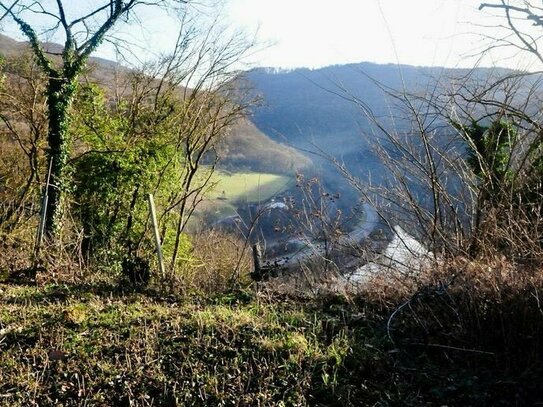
[1,0,538,70]
[224,0,537,70]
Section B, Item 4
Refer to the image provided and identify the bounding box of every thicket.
[0,39,252,291]
[0,0,260,295]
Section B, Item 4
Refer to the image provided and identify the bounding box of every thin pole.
[34,157,53,261]
[251,243,262,281]
[148,194,166,279]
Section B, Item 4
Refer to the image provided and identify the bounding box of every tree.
[479,1,543,66]
[0,0,187,237]
[66,13,254,277]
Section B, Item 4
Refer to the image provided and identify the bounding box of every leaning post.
[251,243,263,281]
[34,157,53,262]
[148,193,166,279]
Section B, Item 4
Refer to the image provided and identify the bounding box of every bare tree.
[0,53,48,232]
[0,0,188,237]
[335,63,543,261]
[479,1,543,66]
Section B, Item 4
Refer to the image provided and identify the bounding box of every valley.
[2,1,543,404]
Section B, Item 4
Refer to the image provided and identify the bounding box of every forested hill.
[245,62,511,157]
[0,33,309,175]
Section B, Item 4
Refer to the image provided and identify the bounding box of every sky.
[1,0,539,71]
[223,0,540,70]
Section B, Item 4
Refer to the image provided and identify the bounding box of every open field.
[209,171,294,204]
[191,171,295,224]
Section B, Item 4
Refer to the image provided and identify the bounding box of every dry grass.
[2,247,543,405]
[0,282,364,407]
[355,255,543,396]
[175,230,252,294]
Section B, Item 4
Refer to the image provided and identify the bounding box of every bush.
[176,230,252,294]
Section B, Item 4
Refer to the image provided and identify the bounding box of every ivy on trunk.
[0,0,181,237]
[44,75,77,235]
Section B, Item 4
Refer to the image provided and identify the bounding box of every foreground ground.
[0,273,542,406]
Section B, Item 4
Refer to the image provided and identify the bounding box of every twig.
[387,299,411,347]
[410,342,495,355]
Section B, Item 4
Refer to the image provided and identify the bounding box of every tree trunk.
[44,75,77,237]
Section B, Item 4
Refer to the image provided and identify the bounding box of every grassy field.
[1,267,543,406]
[193,171,294,223]
[209,171,293,204]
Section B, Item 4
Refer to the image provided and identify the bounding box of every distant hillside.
[0,34,120,69]
[0,34,25,56]
[242,61,527,231]
[0,34,308,175]
[219,117,310,172]
[246,63,511,157]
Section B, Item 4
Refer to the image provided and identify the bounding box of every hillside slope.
[246,63,514,157]
[219,117,310,172]
[0,34,308,175]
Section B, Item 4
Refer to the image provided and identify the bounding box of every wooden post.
[252,243,262,281]
[148,194,166,279]
[34,158,53,261]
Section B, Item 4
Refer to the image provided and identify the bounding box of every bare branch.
[0,3,55,76]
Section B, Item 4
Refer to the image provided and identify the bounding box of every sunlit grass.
[0,282,358,406]
[209,171,293,203]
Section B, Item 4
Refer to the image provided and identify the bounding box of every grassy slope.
[210,171,293,203]
[0,283,362,406]
[1,276,542,406]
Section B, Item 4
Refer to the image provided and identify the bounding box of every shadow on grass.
[1,279,183,305]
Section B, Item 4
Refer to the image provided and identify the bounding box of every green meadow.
[209,171,294,203]
[190,171,294,223]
